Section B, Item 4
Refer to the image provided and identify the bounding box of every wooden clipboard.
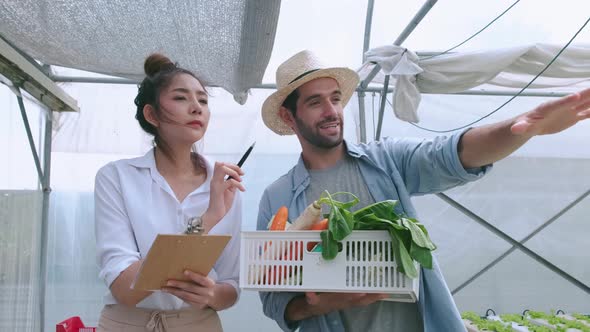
[132,234,231,291]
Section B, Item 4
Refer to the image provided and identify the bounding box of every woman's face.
[155,73,210,146]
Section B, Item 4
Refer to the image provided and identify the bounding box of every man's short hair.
[281,89,299,115]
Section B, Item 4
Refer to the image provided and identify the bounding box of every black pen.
[227,141,255,180]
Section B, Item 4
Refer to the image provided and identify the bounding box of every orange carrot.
[310,218,329,230]
[269,206,288,231]
[264,206,289,254]
[307,218,329,251]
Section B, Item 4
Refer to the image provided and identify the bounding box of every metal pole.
[393,0,438,46]
[375,75,390,140]
[48,76,572,98]
[450,90,568,98]
[357,91,367,143]
[16,88,44,183]
[49,75,138,85]
[437,193,590,294]
[362,0,375,62]
[360,0,439,89]
[39,108,53,332]
[451,189,590,295]
[356,0,376,144]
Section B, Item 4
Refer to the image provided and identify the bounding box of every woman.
[94,53,245,331]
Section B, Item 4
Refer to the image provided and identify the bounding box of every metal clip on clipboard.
[185,216,204,235]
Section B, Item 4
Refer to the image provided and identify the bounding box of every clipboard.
[132,233,231,291]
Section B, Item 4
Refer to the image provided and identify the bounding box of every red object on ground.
[56,316,96,332]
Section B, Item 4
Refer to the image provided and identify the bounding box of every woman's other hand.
[162,271,216,310]
[163,270,238,311]
[203,162,245,230]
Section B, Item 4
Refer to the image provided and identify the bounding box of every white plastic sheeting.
[0,0,280,100]
[1,0,590,331]
[0,191,43,332]
[361,43,590,122]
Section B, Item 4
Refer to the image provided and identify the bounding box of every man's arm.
[459,88,590,168]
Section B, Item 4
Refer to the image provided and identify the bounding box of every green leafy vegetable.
[410,241,433,269]
[401,218,436,250]
[320,230,339,260]
[315,190,437,279]
[389,228,418,278]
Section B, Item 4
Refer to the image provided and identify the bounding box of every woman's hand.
[162,270,216,310]
[203,162,245,230]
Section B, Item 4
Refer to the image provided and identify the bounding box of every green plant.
[524,310,590,332]
[461,312,512,332]
[500,313,556,332]
[317,191,436,279]
[572,313,590,324]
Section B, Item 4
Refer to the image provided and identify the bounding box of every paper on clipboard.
[132,234,231,291]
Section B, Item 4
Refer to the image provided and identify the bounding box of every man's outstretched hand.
[511,87,590,136]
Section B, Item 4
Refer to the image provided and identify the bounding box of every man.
[256,50,590,332]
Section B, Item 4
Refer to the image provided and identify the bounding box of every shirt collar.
[126,148,157,169]
[343,140,368,159]
[291,140,367,190]
[292,156,309,191]
[125,148,214,196]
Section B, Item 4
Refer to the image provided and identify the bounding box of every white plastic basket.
[239,230,419,302]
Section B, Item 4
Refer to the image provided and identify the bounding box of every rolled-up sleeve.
[212,192,242,297]
[259,291,301,331]
[391,129,492,195]
[94,163,141,288]
[256,190,301,331]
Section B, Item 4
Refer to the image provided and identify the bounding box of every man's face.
[292,77,344,149]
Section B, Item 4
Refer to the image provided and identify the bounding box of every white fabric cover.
[360,44,590,122]
[0,0,281,102]
[0,191,43,332]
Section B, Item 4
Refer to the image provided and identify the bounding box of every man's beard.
[294,115,343,149]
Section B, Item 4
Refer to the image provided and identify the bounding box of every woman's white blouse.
[94,149,241,310]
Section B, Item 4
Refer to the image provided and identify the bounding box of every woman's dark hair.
[134,53,207,150]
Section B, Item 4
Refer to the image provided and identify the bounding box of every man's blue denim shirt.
[256,131,491,332]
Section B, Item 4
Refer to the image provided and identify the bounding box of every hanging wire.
[422,0,521,60]
[404,15,590,134]
[371,91,376,139]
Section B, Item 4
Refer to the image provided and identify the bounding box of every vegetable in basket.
[316,191,437,279]
[260,204,326,284]
[269,206,289,230]
[290,200,322,230]
[306,218,329,251]
[265,206,302,261]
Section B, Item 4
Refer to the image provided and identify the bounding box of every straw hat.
[262,50,359,135]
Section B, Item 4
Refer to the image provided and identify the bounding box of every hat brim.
[262,67,360,135]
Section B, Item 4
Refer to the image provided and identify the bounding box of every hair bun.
[144,53,176,77]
